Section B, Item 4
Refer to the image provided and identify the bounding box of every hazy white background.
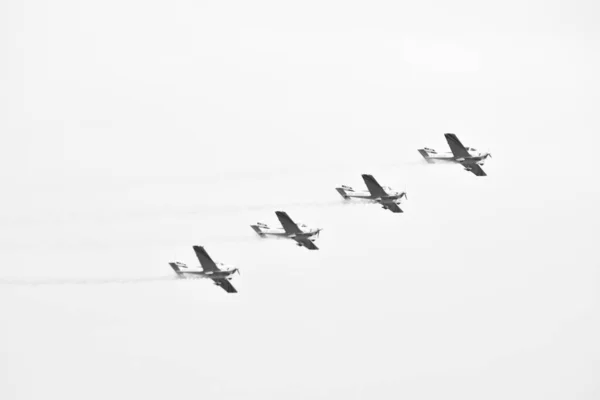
[1,0,599,398]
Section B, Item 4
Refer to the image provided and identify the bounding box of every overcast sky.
[1,0,599,399]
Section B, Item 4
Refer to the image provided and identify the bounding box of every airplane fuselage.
[343,190,405,201]
[178,266,238,279]
[250,225,320,238]
[336,186,406,203]
[419,149,490,165]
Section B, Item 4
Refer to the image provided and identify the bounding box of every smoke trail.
[0,276,178,286]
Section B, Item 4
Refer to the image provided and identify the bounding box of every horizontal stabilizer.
[418,149,435,163]
[250,225,266,236]
[169,263,185,278]
[336,187,349,199]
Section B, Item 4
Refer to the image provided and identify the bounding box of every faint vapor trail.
[184,199,347,216]
[0,276,178,286]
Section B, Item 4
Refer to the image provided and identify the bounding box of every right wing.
[444,133,471,159]
[381,201,403,213]
[466,164,487,177]
[361,174,387,198]
[193,245,220,272]
[275,211,302,235]
[212,278,237,293]
[294,237,319,250]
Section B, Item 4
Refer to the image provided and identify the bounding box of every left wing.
[212,278,237,293]
[294,237,319,250]
[381,201,403,213]
[444,133,471,159]
[193,245,220,272]
[362,174,387,198]
[275,211,302,235]
[465,164,487,177]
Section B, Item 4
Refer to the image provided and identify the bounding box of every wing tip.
[444,133,460,142]
[275,210,290,219]
[216,279,238,293]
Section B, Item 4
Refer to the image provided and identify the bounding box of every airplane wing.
[294,237,319,250]
[444,133,471,159]
[361,174,387,197]
[212,278,237,293]
[466,164,487,177]
[275,211,302,235]
[193,245,220,272]
[381,201,403,213]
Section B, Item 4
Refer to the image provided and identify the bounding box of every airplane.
[335,174,407,213]
[169,245,239,293]
[250,211,322,250]
[418,133,492,176]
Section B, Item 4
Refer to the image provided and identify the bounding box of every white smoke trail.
[0,276,178,286]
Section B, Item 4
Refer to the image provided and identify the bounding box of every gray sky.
[1,0,599,399]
